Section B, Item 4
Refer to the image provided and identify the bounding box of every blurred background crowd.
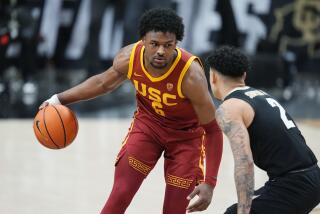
[0,0,319,118]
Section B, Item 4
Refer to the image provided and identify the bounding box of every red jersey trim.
[127,42,140,79]
[177,56,198,98]
[139,46,182,82]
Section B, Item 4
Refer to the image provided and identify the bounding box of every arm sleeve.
[202,119,223,187]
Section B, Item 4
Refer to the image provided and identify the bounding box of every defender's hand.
[186,183,214,213]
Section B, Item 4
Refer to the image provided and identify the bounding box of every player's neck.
[221,82,246,100]
[143,51,177,77]
[145,64,169,77]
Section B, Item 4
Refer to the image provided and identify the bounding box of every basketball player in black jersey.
[206,46,320,214]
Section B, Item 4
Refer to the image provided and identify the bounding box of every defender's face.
[142,31,177,69]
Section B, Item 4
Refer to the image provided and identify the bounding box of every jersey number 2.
[266,98,295,129]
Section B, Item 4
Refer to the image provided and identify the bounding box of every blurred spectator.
[0,1,13,75]
[0,1,44,81]
[17,1,44,82]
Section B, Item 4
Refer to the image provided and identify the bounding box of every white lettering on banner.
[36,0,122,60]
[65,0,90,59]
[66,1,122,60]
[37,0,63,58]
[99,7,123,59]
[174,0,221,53]
[9,0,278,60]
[191,0,221,53]
[173,0,194,50]
[231,0,271,53]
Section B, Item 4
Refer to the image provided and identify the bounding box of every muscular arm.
[182,61,216,124]
[56,44,134,105]
[184,61,223,212]
[215,100,254,214]
[183,61,223,184]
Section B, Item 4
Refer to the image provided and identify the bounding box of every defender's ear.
[243,72,247,81]
[211,69,218,84]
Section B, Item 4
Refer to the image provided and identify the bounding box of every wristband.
[46,94,61,105]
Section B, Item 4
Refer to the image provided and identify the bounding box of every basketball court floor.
[1,119,319,213]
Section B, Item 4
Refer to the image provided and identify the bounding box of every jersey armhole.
[226,91,257,111]
[177,56,199,98]
[227,96,256,129]
[127,42,140,79]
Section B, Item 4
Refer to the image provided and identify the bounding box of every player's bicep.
[215,103,252,159]
[98,44,134,91]
[182,62,216,124]
[98,67,127,92]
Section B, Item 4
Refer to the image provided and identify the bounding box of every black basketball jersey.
[224,86,317,178]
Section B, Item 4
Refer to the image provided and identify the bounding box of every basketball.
[33,105,78,149]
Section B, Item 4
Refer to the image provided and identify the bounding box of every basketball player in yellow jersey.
[41,8,223,214]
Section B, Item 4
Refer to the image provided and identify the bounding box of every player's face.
[210,69,222,100]
[142,31,177,70]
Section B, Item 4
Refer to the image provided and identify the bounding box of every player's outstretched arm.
[183,61,223,212]
[40,44,134,108]
[215,99,254,214]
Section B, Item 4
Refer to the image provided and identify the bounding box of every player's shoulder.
[179,57,207,99]
[216,99,250,127]
[183,59,205,84]
[113,43,137,74]
[222,98,250,111]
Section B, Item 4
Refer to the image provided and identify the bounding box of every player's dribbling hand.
[39,94,61,109]
[39,102,49,110]
[186,183,214,213]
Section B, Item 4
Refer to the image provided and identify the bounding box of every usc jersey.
[127,42,202,130]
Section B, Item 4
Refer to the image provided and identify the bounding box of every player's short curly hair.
[139,8,184,41]
[206,46,250,77]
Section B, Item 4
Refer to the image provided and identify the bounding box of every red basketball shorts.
[115,116,206,189]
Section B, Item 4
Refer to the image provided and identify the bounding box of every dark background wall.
[0,0,319,118]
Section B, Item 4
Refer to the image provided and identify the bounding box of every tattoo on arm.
[216,106,254,214]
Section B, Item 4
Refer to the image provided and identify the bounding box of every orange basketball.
[33,105,78,149]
